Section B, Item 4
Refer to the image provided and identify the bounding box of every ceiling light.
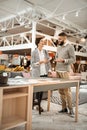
[19,17,22,22]
[76,11,78,17]
[28,21,32,25]
[1,27,7,31]
[75,11,80,17]
[62,14,66,20]
[80,37,86,42]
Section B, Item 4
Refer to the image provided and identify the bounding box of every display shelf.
[3,92,28,100]
[1,116,26,130]
[0,85,30,130]
[75,51,87,57]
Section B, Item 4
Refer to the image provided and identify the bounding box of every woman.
[31,37,51,114]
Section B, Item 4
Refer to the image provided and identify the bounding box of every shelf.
[71,42,85,47]
[75,51,87,57]
[1,116,26,130]
[3,92,28,100]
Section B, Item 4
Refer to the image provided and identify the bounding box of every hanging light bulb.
[81,37,86,42]
[62,14,66,20]
[75,10,80,17]
[76,11,78,17]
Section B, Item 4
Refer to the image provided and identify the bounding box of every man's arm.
[64,44,76,64]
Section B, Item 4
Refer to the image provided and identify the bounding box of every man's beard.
[59,41,64,46]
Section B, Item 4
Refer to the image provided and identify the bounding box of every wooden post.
[47,90,51,111]
[75,81,79,122]
[25,85,33,130]
[0,88,3,129]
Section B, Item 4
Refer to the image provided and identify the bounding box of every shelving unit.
[2,117,26,130]
[0,85,33,130]
[3,92,28,99]
[71,42,87,57]
[67,42,87,73]
[75,51,87,57]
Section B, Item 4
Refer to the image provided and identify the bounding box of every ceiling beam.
[0,43,32,51]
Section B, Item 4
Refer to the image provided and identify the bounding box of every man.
[55,32,76,117]
[31,37,51,114]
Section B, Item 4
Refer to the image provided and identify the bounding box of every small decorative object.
[0,70,8,84]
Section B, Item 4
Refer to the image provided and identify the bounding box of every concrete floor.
[32,101,87,130]
[12,100,87,130]
[11,84,87,130]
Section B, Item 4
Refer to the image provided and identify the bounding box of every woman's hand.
[39,59,48,64]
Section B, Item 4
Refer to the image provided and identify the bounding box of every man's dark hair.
[58,32,67,37]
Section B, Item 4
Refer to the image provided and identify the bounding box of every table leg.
[0,89,3,129]
[47,90,51,111]
[25,85,33,130]
[75,82,79,122]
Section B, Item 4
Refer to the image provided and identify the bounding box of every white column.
[31,21,36,51]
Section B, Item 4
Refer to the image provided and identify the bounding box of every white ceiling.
[0,0,87,38]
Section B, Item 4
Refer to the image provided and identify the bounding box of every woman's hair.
[35,37,44,47]
[35,38,42,47]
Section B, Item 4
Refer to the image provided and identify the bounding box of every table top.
[0,77,79,90]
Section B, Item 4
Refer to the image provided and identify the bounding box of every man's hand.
[48,71,52,77]
[55,58,65,63]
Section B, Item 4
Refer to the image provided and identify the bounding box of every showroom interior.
[0,0,87,130]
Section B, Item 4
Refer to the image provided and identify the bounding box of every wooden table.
[0,78,79,130]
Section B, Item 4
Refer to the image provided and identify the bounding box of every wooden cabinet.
[0,86,33,130]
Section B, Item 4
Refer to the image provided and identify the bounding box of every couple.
[31,32,76,117]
